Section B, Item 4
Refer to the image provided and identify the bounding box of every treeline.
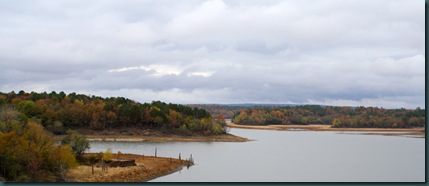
[231,105,425,128]
[189,104,285,119]
[0,91,227,135]
[188,104,244,119]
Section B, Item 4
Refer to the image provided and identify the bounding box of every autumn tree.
[332,118,342,128]
[61,130,90,160]
[0,106,77,182]
[0,106,24,134]
[17,100,37,118]
[215,114,226,125]
[103,148,113,162]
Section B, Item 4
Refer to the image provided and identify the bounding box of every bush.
[212,123,224,135]
[0,116,77,181]
[103,148,113,162]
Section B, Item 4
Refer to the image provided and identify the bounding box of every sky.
[0,0,425,109]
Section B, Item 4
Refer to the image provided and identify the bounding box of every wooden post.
[179,153,181,161]
[155,148,157,157]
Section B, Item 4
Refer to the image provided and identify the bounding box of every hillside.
[0,91,227,136]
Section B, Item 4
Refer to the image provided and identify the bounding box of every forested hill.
[231,105,425,128]
[187,104,302,119]
[0,91,227,135]
[189,104,425,128]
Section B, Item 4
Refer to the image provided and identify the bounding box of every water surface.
[88,128,425,182]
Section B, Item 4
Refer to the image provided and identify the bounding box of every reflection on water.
[88,128,425,182]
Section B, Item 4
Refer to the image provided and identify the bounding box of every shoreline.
[66,153,191,182]
[142,165,184,182]
[226,123,425,138]
[55,133,249,142]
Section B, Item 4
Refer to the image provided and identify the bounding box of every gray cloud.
[0,0,424,109]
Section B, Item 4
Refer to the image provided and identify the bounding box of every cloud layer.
[0,0,425,108]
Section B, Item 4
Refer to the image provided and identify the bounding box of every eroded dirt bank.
[226,123,425,138]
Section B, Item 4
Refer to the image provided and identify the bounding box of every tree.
[0,106,25,134]
[17,100,36,117]
[332,118,342,128]
[101,148,113,172]
[0,96,6,107]
[49,145,78,181]
[167,110,182,128]
[88,155,98,174]
[103,148,113,162]
[0,106,19,126]
[61,130,90,160]
[0,117,77,181]
[212,123,224,135]
[215,114,226,125]
[46,120,64,135]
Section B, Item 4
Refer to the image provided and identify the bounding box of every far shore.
[66,153,191,182]
[226,123,425,138]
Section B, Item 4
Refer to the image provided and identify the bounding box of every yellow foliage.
[150,106,160,112]
[51,145,79,169]
[168,110,183,128]
[0,119,78,181]
[212,123,223,135]
[103,148,113,161]
[74,99,84,106]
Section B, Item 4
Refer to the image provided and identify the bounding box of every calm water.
[88,128,425,182]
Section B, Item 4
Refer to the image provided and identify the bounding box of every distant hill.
[189,103,425,128]
[188,103,311,119]
[222,103,303,107]
[188,103,326,119]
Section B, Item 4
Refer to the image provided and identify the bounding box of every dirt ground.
[66,153,192,182]
[226,123,425,138]
[82,133,248,142]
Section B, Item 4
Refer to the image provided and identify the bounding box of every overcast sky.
[0,0,425,109]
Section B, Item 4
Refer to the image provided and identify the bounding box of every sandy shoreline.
[66,153,192,182]
[226,123,425,138]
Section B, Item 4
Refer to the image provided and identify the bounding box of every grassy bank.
[66,153,192,182]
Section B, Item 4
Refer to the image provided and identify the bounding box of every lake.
[88,128,425,182]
